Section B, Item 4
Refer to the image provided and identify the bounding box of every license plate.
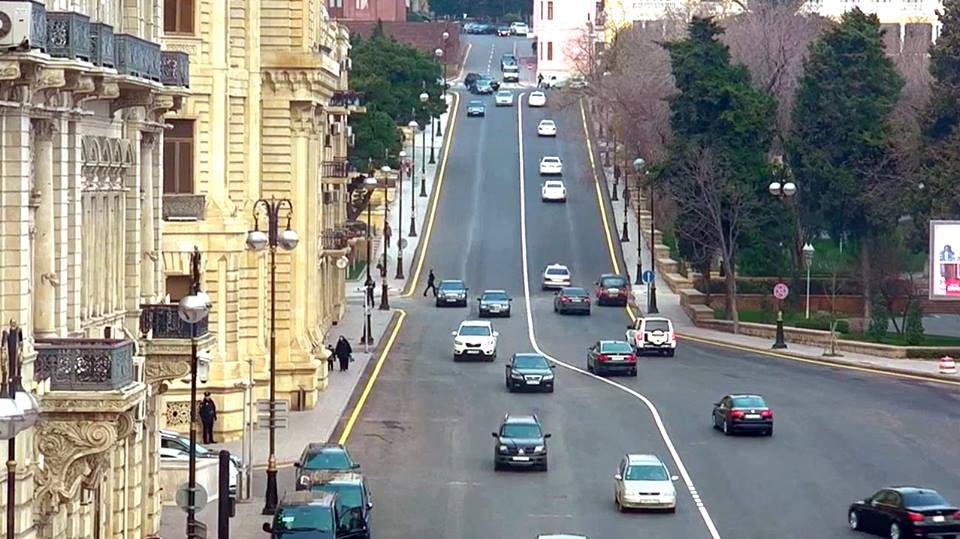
[745,414,760,419]
[467,350,480,354]
[607,288,619,294]
[610,356,624,362]
[933,515,945,522]
[446,298,457,302]
[640,499,658,504]
[571,298,581,302]
[512,456,530,462]
[527,380,540,385]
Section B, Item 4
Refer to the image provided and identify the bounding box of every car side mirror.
[713,402,720,407]
[614,473,622,481]
[550,364,556,369]
[493,331,500,337]
[671,475,679,481]
[367,501,374,509]
[262,523,273,533]
[491,432,499,438]
[544,433,552,439]
[451,331,458,336]
[293,462,301,468]
[351,463,361,470]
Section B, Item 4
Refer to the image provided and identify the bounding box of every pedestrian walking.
[424,269,438,297]
[335,336,352,372]
[384,221,393,249]
[326,343,336,372]
[199,392,217,444]
[537,73,544,88]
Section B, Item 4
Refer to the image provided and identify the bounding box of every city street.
[337,34,960,539]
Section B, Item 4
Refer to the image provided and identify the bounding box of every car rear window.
[643,320,670,332]
[601,277,627,287]
[514,355,549,369]
[601,342,633,353]
[563,287,587,296]
[731,396,766,408]
[459,326,491,337]
[547,268,568,275]
[903,490,948,507]
[625,464,669,481]
[311,482,363,510]
[275,505,334,532]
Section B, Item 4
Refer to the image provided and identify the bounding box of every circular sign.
[176,482,208,513]
[335,256,349,269]
[773,282,789,300]
[399,238,409,249]
[642,270,655,284]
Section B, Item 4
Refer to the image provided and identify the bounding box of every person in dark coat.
[199,392,217,444]
[424,269,437,297]
[335,336,352,372]
[326,343,336,373]
[384,222,393,249]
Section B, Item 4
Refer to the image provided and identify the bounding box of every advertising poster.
[930,220,960,300]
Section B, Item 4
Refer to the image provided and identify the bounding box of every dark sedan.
[595,274,630,306]
[478,289,512,317]
[435,280,468,307]
[472,78,497,94]
[712,394,773,436]
[553,287,591,314]
[586,340,637,376]
[505,353,556,393]
[464,72,481,89]
[849,487,960,539]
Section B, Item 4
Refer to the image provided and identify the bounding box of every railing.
[330,90,364,108]
[160,50,190,87]
[28,0,48,51]
[46,11,92,61]
[115,33,161,81]
[162,194,206,221]
[35,338,135,391]
[89,22,115,67]
[140,303,208,339]
[321,160,350,179]
[322,229,351,251]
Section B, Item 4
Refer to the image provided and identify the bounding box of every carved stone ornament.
[0,60,20,81]
[144,357,190,385]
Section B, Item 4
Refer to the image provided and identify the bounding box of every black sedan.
[553,287,591,314]
[505,353,556,393]
[435,280,468,307]
[586,340,637,376]
[478,289,512,317]
[464,72,481,89]
[849,487,960,539]
[497,25,511,36]
[712,394,773,436]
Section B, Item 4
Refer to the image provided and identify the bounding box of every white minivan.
[510,22,529,36]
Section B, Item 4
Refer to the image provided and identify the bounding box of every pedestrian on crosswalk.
[424,269,438,297]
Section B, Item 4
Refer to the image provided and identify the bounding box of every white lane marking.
[515,93,722,539]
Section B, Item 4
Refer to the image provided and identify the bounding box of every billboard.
[930,220,960,300]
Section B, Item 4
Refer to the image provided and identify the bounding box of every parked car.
[263,491,367,538]
[594,274,629,306]
[614,454,679,512]
[553,287,591,314]
[294,443,360,489]
[307,472,373,539]
[587,340,637,376]
[492,414,551,471]
[510,22,530,36]
[505,353,556,393]
[626,317,676,356]
[451,320,499,361]
[497,25,512,36]
[848,487,960,539]
[160,430,240,495]
[712,394,773,436]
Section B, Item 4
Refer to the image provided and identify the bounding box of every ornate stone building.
[160,0,361,441]
[0,0,206,538]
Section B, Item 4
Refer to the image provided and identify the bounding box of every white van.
[510,22,529,36]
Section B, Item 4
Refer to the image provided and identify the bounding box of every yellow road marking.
[338,309,409,444]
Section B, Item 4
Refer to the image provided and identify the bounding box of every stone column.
[33,120,57,337]
[140,133,157,301]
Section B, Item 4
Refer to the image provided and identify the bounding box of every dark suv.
[294,443,360,490]
[263,491,367,538]
[505,353,556,393]
[307,472,373,539]
[492,414,551,471]
[595,274,630,306]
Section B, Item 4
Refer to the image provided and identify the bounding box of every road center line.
[516,92,722,539]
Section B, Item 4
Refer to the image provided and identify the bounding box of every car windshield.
[732,396,766,408]
[440,282,463,291]
[483,292,509,301]
[469,101,483,107]
[547,268,568,275]
[514,355,549,369]
[497,92,511,97]
[311,483,363,510]
[459,325,491,337]
[601,342,633,353]
[625,464,669,481]
[903,490,948,506]
[563,288,587,296]
[304,450,352,470]
[601,277,627,287]
[644,320,670,332]
[501,423,542,438]
[275,505,334,532]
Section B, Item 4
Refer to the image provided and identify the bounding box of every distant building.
[329,0,408,21]
[533,0,605,81]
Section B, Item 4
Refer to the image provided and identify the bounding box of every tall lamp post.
[418,91,429,197]
[396,149,408,279]
[632,158,645,286]
[178,247,212,537]
[379,166,392,310]
[436,31,449,138]
[803,243,815,319]
[430,47,444,165]
[768,162,797,349]
[246,198,299,515]
[408,118,419,236]
[361,175,378,346]
[647,164,659,314]
[1,321,39,539]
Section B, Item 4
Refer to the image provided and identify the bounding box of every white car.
[495,90,514,106]
[451,320,499,361]
[159,433,240,495]
[626,317,677,357]
[511,22,529,36]
[537,119,557,136]
[614,454,678,512]
[539,156,562,175]
[528,91,547,107]
[541,180,567,202]
[542,264,571,290]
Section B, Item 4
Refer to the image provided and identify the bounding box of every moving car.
[614,454,679,513]
[294,443,360,489]
[848,487,960,539]
[501,53,517,70]
[502,65,520,83]
[466,100,486,117]
[464,72,481,89]
[541,180,567,202]
[495,90,515,106]
[263,491,367,538]
[497,25,512,36]
[712,394,773,436]
[472,78,495,95]
[505,353,556,393]
[528,91,547,107]
[510,22,530,36]
[587,340,637,376]
[539,156,562,175]
[542,263,571,290]
[537,119,557,136]
[594,274,629,306]
[478,289,512,317]
[451,320,499,361]
[553,287,591,314]
[626,317,676,356]
[492,414,551,471]
[306,472,373,539]
[436,279,468,307]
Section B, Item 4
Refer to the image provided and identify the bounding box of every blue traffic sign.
[642,270,655,284]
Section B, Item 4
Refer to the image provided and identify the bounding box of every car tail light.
[597,354,609,362]
[669,331,675,341]
[952,511,960,520]
[761,410,773,418]
[729,410,745,419]
[626,354,636,362]
[560,296,570,303]
[907,511,925,522]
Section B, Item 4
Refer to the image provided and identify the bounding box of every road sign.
[256,399,289,429]
[176,482,208,513]
[773,282,790,300]
[399,238,409,249]
[641,270,655,284]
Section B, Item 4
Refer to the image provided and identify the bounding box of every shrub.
[903,301,925,346]
[795,317,850,334]
[866,299,889,342]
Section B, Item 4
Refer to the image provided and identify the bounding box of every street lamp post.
[437,33,449,137]
[396,149,408,279]
[178,247,212,537]
[633,158,645,286]
[803,243,816,319]
[620,181,630,243]
[409,118,419,236]
[418,91,429,197]
[611,139,620,202]
[361,176,378,347]
[431,47,443,166]
[648,168,659,314]
[379,166,392,310]
[246,199,299,515]
[1,321,39,539]
[768,162,797,349]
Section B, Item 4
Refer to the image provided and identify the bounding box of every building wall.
[328,0,407,21]
[533,0,601,79]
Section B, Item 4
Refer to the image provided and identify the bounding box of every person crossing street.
[424,269,438,297]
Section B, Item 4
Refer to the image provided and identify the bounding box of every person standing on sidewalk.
[424,269,438,297]
[384,221,393,249]
[199,392,217,444]
[335,336,353,372]
[326,343,336,373]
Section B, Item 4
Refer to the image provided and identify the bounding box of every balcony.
[162,193,206,221]
[322,160,350,179]
[115,33,161,81]
[46,11,93,62]
[138,303,216,385]
[322,228,349,251]
[140,303,208,339]
[90,22,115,67]
[160,50,190,87]
[330,90,364,108]
[35,338,135,391]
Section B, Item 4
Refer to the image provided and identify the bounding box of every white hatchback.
[451,320,499,361]
[539,156,562,175]
[541,180,567,202]
[495,90,514,106]
[614,454,678,512]
[537,119,557,136]
[528,91,547,107]
[542,264,571,290]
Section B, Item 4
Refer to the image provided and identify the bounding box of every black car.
[263,491,366,538]
[476,23,497,34]
[587,340,637,376]
[492,414,551,471]
[849,487,960,539]
[464,72,481,89]
[712,394,773,436]
[554,287,591,314]
[594,274,630,306]
[471,78,497,94]
[308,472,373,539]
[478,289,512,317]
[436,279,468,307]
[505,353,556,393]
[497,25,511,36]
[294,443,360,489]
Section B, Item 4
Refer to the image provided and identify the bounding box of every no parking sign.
[773,282,789,300]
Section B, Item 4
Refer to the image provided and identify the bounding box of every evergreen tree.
[903,300,925,345]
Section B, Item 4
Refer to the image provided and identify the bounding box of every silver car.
[495,90,515,106]
[614,454,678,512]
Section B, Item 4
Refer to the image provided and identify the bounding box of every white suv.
[452,320,499,361]
[626,317,676,357]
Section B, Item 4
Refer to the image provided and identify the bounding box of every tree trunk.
[861,241,872,322]
[722,253,740,334]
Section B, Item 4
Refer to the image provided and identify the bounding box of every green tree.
[787,8,904,318]
[903,300,925,345]
[350,110,402,172]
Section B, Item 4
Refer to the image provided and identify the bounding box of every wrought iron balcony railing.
[160,50,190,87]
[322,160,350,179]
[321,229,349,251]
[46,11,92,61]
[115,33,161,81]
[89,22,115,67]
[140,303,209,339]
[330,90,364,108]
[35,338,135,391]
[162,194,206,221]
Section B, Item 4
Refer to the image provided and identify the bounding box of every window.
[163,119,194,194]
[548,1,553,20]
[547,42,553,61]
[540,1,544,20]
[164,0,194,34]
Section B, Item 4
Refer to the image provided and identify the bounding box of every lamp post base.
[395,256,405,279]
[611,180,619,201]
[620,220,630,242]
[262,466,279,515]
[648,284,659,314]
[409,216,418,237]
[379,282,390,310]
[635,262,643,285]
[773,311,788,349]
[419,177,427,197]
[361,315,374,345]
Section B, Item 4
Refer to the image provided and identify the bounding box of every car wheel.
[848,510,860,531]
[723,419,731,436]
[453,354,460,362]
[766,426,774,437]
[667,350,676,358]
[630,368,638,377]
[587,361,593,373]
[889,522,901,539]
[547,385,554,393]
[712,413,719,430]
[494,461,504,472]
[507,383,514,393]
[540,459,548,472]
[666,506,676,514]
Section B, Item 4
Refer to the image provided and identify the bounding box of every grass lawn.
[841,333,960,347]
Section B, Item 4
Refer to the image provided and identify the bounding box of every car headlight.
[454,339,465,346]
[534,445,545,453]
[498,445,508,452]
[543,374,554,380]
[510,371,523,379]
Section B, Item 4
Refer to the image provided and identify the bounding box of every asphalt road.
[338,34,960,539]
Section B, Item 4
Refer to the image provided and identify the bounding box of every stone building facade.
[0,0,206,537]
[160,0,361,442]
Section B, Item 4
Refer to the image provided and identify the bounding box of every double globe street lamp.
[408,118,421,237]
[418,92,430,195]
[396,149,408,280]
[768,158,797,349]
[634,158,659,313]
[379,166,393,311]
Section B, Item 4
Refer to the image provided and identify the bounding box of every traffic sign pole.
[772,282,789,349]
